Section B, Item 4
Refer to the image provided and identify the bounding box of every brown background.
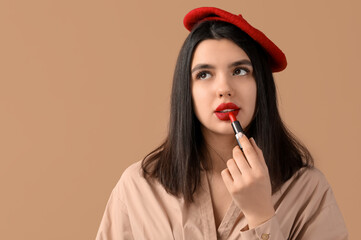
[1,0,360,239]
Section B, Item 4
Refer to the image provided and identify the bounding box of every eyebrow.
[191,59,252,73]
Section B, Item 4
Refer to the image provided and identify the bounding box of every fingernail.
[235,132,243,140]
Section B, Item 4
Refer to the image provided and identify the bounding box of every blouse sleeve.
[96,185,134,240]
[239,215,285,240]
[297,202,348,240]
[238,202,348,240]
[238,169,348,240]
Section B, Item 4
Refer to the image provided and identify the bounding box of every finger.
[238,135,260,169]
[221,168,234,186]
[249,137,261,157]
[232,145,251,172]
[226,158,242,181]
[250,138,268,170]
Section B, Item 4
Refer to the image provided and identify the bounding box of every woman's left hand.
[221,135,275,229]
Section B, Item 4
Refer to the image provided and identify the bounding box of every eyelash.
[195,71,211,80]
[194,67,250,80]
[233,67,250,76]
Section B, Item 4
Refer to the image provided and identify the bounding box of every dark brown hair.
[141,21,313,203]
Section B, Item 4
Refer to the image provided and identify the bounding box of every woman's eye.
[196,71,211,80]
[233,68,248,76]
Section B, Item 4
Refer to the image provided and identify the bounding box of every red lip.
[214,102,240,121]
[215,102,240,112]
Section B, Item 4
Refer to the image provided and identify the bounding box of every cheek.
[191,84,211,118]
[238,80,257,113]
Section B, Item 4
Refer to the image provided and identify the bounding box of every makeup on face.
[191,39,257,138]
[214,102,240,121]
[229,111,244,149]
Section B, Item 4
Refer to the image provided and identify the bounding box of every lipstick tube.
[229,112,244,150]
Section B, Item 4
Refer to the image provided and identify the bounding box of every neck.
[202,127,237,174]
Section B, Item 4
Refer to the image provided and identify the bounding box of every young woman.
[96,7,348,239]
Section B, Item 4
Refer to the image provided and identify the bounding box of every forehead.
[191,39,250,67]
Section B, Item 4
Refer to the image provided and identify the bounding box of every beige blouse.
[96,161,348,239]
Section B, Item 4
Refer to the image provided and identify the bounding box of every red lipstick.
[229,112,244,149]
[214,102,240,121]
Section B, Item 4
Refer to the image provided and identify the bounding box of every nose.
[216,74,233,98]
[217,90,232,97]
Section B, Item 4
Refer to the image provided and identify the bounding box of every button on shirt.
[261,233,269,240]
[96,161,348,239]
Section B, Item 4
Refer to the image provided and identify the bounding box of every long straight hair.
[141,21,313,203]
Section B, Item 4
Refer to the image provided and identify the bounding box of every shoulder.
[110,161,143,196]
[276,167,335,203]
[120,160,143,180]
[116,160,146,189]
[112,160,166,201]
[295,167,330,189]
[274,167,340,218]
[273,170,348,239]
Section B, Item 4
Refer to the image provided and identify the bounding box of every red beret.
[183,7,287,72]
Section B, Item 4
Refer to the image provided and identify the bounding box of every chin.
[214,127,235,136]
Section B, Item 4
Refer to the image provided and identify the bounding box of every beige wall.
[1,0,360,239]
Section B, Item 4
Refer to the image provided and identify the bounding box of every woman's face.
[191,38,257,136]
